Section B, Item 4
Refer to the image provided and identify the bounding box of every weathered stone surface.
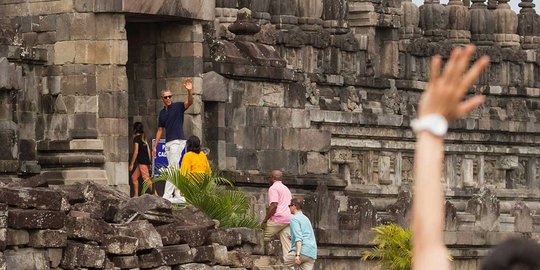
[0,187,63,210]
[117,220,163,250]
[6,229,29,246]
[138,248,166,268]
[65,215,113,243]
[61,241,106,269]
[8,210,65,229]
[46,248,63,268]
[227,250,253,268]
[159,244,194,265]
[466,188,500,231]
[110,255,139,269]
[156,223,208,247]
[173,263,213,270]
[103,235,139,255]
[29,229,67,248]
[207,229,242,247]
[4,248,49,270]
[202,71,229,102]
[192,244,228,265]
[114,194,174,224]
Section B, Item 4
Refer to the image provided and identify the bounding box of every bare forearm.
[263,204,277,222]
[412,132,445,250]
[295,241,302,255]
[153,129,163,150]
[130,150,138,167]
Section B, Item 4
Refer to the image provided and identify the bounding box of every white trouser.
[163,139,185,200]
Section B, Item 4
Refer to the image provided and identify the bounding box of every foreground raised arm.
[412,45,489,270]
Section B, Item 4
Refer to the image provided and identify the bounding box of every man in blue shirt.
[284,198,317,270]
[152,79,193,202]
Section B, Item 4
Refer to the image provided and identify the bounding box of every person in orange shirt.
[180,135,211,175]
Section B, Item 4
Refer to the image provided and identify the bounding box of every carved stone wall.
[1,0,540,269]
[202,1,540,269]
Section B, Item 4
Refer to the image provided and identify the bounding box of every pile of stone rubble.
[0,176,285,270]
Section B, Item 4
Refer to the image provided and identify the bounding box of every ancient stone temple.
[1,0,540,269]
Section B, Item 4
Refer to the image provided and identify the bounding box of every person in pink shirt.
[262,170,293,258]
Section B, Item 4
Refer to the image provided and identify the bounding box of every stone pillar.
[470,0,495,46]
[322,0,349,34]
[446,0,471,44]
[269,0,298,29]
[94,14,129,191]
[0,57,21,175]
[239,0,271,24]
[400,0,421,40]
[518,0,540,49]
[297,0,324,31]
[493,0,520,47]
[419,0,449,41]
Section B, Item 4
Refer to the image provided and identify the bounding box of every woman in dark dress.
[129,122,156,197]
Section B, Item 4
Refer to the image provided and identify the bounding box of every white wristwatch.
[410,114,448,137]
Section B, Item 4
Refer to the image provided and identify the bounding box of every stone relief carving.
[304,77,319,106]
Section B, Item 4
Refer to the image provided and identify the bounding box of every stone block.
[103,235,139,255]
[6,229,29,246]
[29,229,67,248]
[227,250,253,268]
[159,244,194,265]
[156,223,208,247]
[95,40,128,64]
[235,149,258,171]
[110,255,139,269]
[299,129,331,152]
[96,65,128,92]
[284,83,305,109]
[61,241,106,269]
[305,152,329,174]
[53,41,76,64]
[61,74,96,96]
[98,118,129,136]
[166,42,203,58]
[139,248,166,268]
[202,71,229,102]
[98,91,128,118]
[207,229,242,248]
[260,127,282,150]
[160,24,204,43]
[191,244,228,265]
[74,0,95,12]
[173,263,213,270]
[66,215,112,243]
[0,187,63,210]
[0,229,4,252]
[95,14,126,40]
[4,248,49,270]
[117,220,163,251]
[291,109,310,128]
[165,57,203,77]
[47,248,63,268]
[8,209,65,229]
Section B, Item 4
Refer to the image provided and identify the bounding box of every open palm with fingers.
[418,45,490,121]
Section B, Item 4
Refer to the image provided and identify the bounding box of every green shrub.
[144,167,259,228]
[361,224,413,270]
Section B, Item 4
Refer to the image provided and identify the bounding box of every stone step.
[41,169,108,186]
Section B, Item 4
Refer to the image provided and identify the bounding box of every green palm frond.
[361,224,412,270]
[142,166,259,229]
[361,224,451,270]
